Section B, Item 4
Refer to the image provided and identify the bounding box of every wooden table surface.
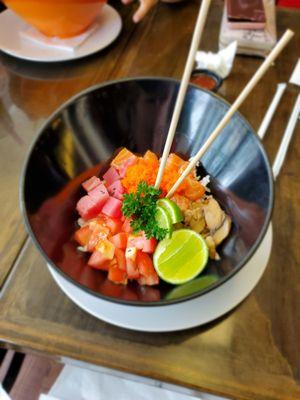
[0,1,300,399]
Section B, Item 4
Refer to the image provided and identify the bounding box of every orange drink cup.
[2,0,107,38]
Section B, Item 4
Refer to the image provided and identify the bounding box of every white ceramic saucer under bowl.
[0,6,122,62]
[48,225,272,332]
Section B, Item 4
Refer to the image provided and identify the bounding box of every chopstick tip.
[285,29,294,38]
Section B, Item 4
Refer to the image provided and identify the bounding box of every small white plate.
[0,6,122,62]
[48,225,273,332]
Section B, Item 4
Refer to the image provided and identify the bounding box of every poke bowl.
[20,77,273,310]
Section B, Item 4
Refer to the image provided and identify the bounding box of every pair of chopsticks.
[154,0,294,198]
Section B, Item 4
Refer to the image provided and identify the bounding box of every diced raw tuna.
[122,218,133,233]
[125,246,137,261]
[74,225,92,247]
[76,195,102,220]
[82,176,101,192]
[126,259,139,279]
[110,232,128,250]
[141,237,157,253]
[107,180,124,200]
[88,184,109,208]
[108,266,127,284]
[86,222,110,252]
[137,252,156,276]
[102,197,123,218]
[128,234,157,253]
[103,167,120,186]
[104,217,123,234]
[125,247,139,279]
[127,234,144,250]
[95,239,115,260]
[115,248,126,271]
[137,252,159,286]
[88,251,110,270]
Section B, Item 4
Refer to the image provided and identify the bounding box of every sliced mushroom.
[174,222,185,230]
[202,196,225,232]
[189,216,206,234]
[184,202,202,224]
[212,215,232,246]
[205,235,220,261]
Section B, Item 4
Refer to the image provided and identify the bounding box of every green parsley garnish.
[122,181,168,240]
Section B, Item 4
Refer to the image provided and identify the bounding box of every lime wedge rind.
[157,198,183,224]
[155,205,173,238]
[153,229,209,285]
[156,235,191,265]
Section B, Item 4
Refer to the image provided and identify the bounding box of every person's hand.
[121,0,158,23]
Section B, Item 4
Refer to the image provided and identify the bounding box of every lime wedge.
[157,198,183,224]
[166,275,218,300]
[153,229,208,285]
[155,205,173,237]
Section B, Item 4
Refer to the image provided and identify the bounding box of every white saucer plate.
[48,224,273,332]
[0,6,122,62]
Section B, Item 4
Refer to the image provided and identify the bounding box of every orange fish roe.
[122,158,158,193]
[121,151,205,200]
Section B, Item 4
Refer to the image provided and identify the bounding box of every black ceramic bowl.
[21,77,273,306]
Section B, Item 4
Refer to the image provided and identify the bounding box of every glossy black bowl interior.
[21,78,273,306]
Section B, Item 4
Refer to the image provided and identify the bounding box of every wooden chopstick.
[272,93,300,180]
[166,29,294,199]
[257,83,287,140]
[154,0,212,189]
